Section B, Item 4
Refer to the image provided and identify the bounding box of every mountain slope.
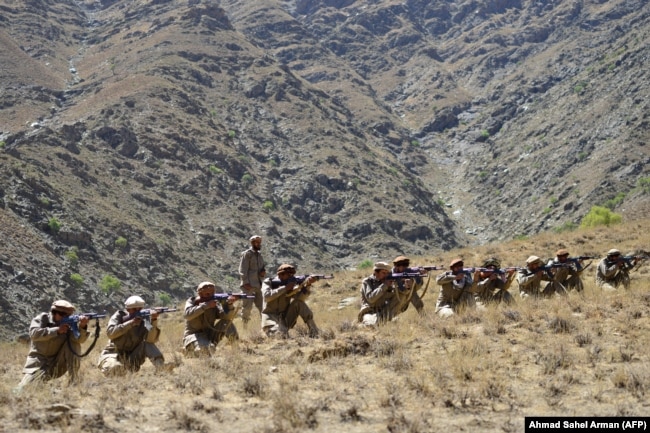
[0,0,648,339]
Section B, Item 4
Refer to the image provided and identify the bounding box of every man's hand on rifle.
[78,315,90,328]
[57,323,70,335]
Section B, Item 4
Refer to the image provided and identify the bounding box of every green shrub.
[228,130,236,138]
[262,200,275,211]
[48,217,61,234]
[70,273,84,288]
[115,236,128,249]
[0,141,5,148]
[65,248,79,265]
[159,293,172,306]
[241,173,253,185]
[358,259,373,270]
[580,206,622,228]
[410,140,420,147]
[637,177,650,193]
[603,192,626,210]
[100,275,121,295]
[208,165,223,175]
[554,221,578,233]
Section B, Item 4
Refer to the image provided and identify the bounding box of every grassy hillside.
[1,220,649,432]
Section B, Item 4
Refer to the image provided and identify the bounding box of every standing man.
[391,256,426,314]
[596,249,637,291]
[435,258,480,317]
[98,296,170,376]
[183,282,239,357]
[17,300,89,390]
[261,264,319,338]
[358,262,402,326]
[238,235,266,325]
[547,249,585,292]
[517,255,563,298]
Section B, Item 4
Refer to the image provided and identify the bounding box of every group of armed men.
[16,234,645,390]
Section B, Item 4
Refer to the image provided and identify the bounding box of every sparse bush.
[358,259,373,269]
[580,205,622,228]
[100,275,121,295]
[554,221,578,233]
[262,200,275,211]
[208,165,223,175]
[48,217,61,234]
[159,293,172,306]
[227,130,236,138]
[69,273,83,288]
[603,192,626,210]
[410,140,420,147]
[115,236,128,250]
[0,140,5,148]
[241,173,253,185]
[637,177,650,193]
[65,248,79,265]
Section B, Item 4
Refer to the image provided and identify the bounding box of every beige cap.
[607,248,621,256]
[197,281,215,291]
[250,235,262,242]
[51,300,75,315]
[556,249,569,256]
[124,295,145,308]
[373,262,391,271]
[449,258,464,268]
[526,255,544,265]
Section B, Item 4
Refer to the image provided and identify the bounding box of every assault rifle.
[618,254,649,270]
[126,307,179,331]
[61,312,107,339]
[269,274,335,290]
[210,293,256,301]
[285,274,335,297]
[405,265,445,273]
[566,255,598,271]
[386,272,423,280]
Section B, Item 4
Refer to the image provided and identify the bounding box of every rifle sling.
[67,320,102,358]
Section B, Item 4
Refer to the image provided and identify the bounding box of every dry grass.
[2,221,650,432]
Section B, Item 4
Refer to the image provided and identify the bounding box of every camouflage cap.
[51,300,75,315]
[482,257,501,268]
[449,258,464,268]
[392,255,410,266]
[526,255,544,266]
[556,249,569,256]
[373,262,391,271]
[607,248,621,256]
[124,295,145,308]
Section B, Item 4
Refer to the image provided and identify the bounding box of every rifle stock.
[61,312,107,338]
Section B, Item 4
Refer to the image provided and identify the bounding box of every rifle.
[406,265,445,272]
[269,274,334,289]
[619,254,649,271]
[566,255,597,271]
[60,312,107,339]
[126,307,179,331]
[386,272,423,280]
[210,293,256,301]
[285,274,335,297]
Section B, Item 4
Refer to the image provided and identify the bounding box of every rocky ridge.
[0,0,648,339]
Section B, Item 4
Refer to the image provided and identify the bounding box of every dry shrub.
[168,405,209,432]
[611,366,649,398]
[241,371,268,398]
[307,334,372,362]
[548,316,574,334]
[386,408,430,433]
[536,345,572,375]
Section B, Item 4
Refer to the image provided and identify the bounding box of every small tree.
[580,206,622,228]
[358,259,373,270]
[65,248,79,266]
[100,275,121,295]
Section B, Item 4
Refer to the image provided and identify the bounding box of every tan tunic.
[435,271,479,313]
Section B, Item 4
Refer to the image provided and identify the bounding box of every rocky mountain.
[1,0,648,339]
